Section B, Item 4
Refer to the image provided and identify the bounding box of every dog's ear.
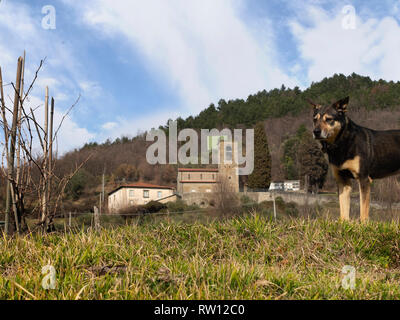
[333,96,349,113]
[307,99,321,111]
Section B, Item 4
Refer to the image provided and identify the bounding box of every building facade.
[284,180,301,191]
[108,182,175,213]
[269,180,301,192]
[177,168,219,194]
[177,138,239,197]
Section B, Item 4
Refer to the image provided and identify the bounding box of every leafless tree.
[0,55,92,234]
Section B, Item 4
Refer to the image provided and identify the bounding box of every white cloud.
[101,122,118,130]
[97,110,181,142]
[79,81,102,98]
[66,0,298,116]
[290,4,400,83]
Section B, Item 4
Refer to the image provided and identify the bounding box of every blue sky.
[0,0,399,153]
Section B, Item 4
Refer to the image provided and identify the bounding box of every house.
[284,180,301,191]
[108,182,176,213]
[269,182,284,191]
[177,139,239,197]
[269,180,301,192]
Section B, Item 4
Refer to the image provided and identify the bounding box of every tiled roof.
[179,181,217,184]
[109,182,175,195]
[121,182,175,189]
[178,168,219,172]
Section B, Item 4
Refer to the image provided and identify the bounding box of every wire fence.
[2,201,267,231]
[44,200,278,230]
[51,200,267,219]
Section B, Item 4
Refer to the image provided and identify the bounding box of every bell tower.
[218,138,239,193]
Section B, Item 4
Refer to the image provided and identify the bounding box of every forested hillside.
[164,73,400,131]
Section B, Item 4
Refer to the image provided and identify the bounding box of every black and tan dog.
[310,97,400,222]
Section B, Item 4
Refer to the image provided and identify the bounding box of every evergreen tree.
[281,125,308,180]
[247,122,272,189]
[282,127,328,193]
[298,132,328,193]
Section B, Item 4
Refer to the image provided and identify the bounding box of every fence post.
[94,206,100,231]
[41,87,49,226]
[8,57,24,234]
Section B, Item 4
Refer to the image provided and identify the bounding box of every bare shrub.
[210,176,239,216]
[372,176,400,212]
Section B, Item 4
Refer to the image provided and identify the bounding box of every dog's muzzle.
[313,129,322,139]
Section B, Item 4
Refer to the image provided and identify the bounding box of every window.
[158,191,162,199]
[143,190,149,198]
[226,145,232,161]
[129,190,134,197]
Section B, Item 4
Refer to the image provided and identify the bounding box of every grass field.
[1,212,400,300]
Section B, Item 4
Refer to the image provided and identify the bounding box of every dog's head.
[309,97,349,144]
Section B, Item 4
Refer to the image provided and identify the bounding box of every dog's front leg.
[358,178,371,222]
[338,179,352,221]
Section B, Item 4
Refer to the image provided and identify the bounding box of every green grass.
[1,213,400,300]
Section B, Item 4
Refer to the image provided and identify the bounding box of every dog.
[310,96,400,222]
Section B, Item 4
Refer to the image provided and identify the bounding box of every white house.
[284,180,301,191]
[108,182,176,213]
[269,180,301,192]
[269,182,284,191]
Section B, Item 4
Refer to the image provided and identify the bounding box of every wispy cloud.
[0,0,96,153]
[66,0,299,117]
[289,3,400,83]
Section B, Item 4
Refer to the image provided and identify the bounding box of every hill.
[164,73,400,130]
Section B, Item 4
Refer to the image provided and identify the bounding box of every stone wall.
[243,191,337,206]
[181,191,337,207]
[181,193,216,207]
[180,190,396,210]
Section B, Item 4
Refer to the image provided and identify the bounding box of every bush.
[167,200,200,214]
[65,169,96,200]
[284,202,299,217]
[118,201,167,216]
[143,201,167,213]
[240,195,253,205]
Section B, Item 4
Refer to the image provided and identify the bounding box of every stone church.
[177,139,239,200]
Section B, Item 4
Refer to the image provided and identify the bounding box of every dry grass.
[1,213,400,300]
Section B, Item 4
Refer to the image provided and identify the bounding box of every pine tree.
[298,133,328,193]
[247,122,272,189]
[282,126,328,193]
